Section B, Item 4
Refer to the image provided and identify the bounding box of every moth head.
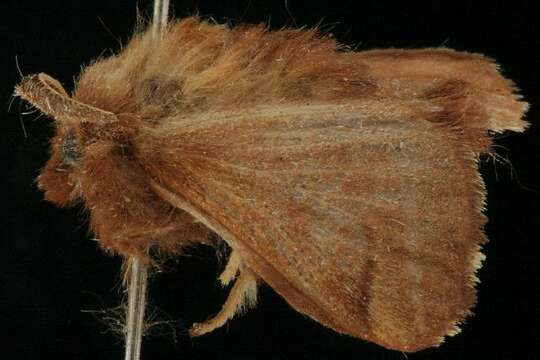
[15,73,139,206]
[15,72,209,258]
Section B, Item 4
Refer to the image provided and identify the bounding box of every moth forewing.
[142,102,489,351]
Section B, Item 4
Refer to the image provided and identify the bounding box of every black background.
[2,1,539,359]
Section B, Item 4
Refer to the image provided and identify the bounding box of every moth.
[15,16,528,352]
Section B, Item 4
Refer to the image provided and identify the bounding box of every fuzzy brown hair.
[16,16,527,352]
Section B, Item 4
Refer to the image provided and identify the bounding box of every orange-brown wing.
[355,48,528,134]
[140,101,491,352]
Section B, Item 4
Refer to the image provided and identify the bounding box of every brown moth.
[15,16,528,352]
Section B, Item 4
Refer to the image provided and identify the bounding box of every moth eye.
[61,131,81,167]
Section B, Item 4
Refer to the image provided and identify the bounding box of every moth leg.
[219,250,241,286]
[189,267,258,337]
